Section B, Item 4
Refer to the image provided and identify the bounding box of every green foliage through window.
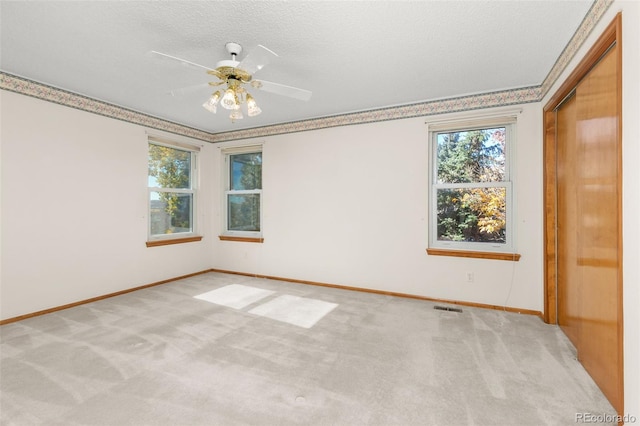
[434,128,508,244]
[148,144,194,236]
[227,152,262,233]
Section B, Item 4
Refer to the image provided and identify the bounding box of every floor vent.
[434,305,463,313]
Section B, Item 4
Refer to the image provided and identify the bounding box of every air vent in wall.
[434,305,463,313]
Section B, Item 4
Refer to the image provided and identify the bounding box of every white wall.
[1,1,636,415]
[0,90,215,320]
[212,103,544,312]
[540,1,639,418]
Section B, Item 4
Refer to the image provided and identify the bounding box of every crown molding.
[0,0,611,143]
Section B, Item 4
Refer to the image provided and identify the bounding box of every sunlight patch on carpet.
[248,295,338,329]
[194,284,275,309]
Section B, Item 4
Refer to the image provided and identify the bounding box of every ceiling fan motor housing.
[211,42,251,82]
[209,64,252,83]
[225,42,243,57]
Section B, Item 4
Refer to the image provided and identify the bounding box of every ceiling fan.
[152,42,312,122]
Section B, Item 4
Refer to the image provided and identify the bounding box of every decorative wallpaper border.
[0,73,213,143]
[540,0,614,97]
[212,86,541,142]
[1,0,611,144]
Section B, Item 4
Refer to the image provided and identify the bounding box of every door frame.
[543,12,622,323]
[542,12,623,411]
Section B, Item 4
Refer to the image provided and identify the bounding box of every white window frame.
[221,145,263,239]
[147,136,199,241]
[428,116,517,254]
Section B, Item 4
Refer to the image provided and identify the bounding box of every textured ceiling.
[1,1,593,134]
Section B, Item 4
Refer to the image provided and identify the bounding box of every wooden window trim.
[218,235,264,243]
[426,248,521,261]
[146,236,202,247]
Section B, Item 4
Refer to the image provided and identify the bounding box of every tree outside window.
[148,143,195,236]
[431,124,513,251]
[226,151,262,233]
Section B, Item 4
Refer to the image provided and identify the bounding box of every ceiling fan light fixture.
[158,42,311,122]
[221,87,238,110]
[229,109,244,121]
[202,91,221,114]
[246,93,262,117]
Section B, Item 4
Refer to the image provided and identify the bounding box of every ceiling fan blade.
[165,80,225,97]
[251,80,312,101]
[237,45,278,74]
[164,82,209,97]
[150,50,214,72]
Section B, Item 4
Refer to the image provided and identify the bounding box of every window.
[147,138,199,243]
[222,146,262,241]
[428,117,516,255]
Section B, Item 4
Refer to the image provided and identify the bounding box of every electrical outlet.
[466,272,474,283]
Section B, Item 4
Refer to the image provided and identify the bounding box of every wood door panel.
[574,44,621,412]
[544,14,623,416]
[556,94,580,347]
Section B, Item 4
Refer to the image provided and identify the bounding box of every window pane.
[230,153,262,190]
[228,194,260,231]
[436,128,505,184]
[436,187,506,243]
[150,192,193,235]
[148,144,191,189]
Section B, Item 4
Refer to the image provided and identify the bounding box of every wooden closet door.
[545,14,623,416]
[556,43,622,413]
[574,44,621,412]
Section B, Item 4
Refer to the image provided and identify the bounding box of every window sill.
[426,248,521,261]
[146,236,203,247]
[219,235,264,243]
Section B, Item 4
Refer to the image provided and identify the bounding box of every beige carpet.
[0,271,617,425]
